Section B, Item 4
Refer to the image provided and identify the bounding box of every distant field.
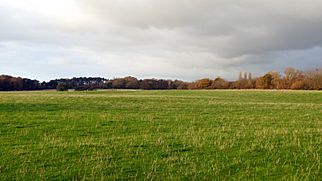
[0,90,322,180]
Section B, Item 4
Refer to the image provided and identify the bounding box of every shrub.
[56,83,68,91]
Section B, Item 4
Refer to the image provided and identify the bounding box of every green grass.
[0,90,322,180]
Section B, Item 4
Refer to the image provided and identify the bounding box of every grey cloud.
[78,0,322,57]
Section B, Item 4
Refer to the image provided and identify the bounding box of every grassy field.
[0,90,322,180]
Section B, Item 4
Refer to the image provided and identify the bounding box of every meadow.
[0,90,322,180]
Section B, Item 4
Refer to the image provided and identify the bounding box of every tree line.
[0,67,321,91]
[189,67,322,90]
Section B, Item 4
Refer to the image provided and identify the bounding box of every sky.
[0,0,322,81]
